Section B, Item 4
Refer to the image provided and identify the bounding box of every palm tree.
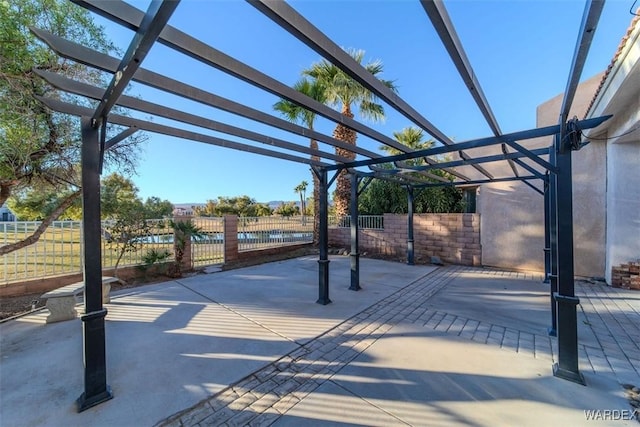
[381,127,434,166]
[294,180,308,224]
[274,78,326,243]
[304,48,396,217]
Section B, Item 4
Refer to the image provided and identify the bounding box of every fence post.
[224,215,238,262]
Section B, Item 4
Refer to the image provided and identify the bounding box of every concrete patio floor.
[1,256,638,426]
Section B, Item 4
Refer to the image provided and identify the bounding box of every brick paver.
[158,266,640,427]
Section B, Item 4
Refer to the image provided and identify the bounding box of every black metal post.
[407,186,415,265]
[552,133,583,385]
[543,176,551,284]
[349,173,361,291]
[317,168,331,305]
[77,117,112,412]
[548,146,558,337]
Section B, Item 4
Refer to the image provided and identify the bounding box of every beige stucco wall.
[478,73,606,276]
[586,21,640,284]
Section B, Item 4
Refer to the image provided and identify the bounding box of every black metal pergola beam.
[75,0,455,169]
[104,127,138,151]
[414,175,540,188]
[30,28,383,161]
[35,70,350,164]
[38,97,330,167]
[88,0,179,127]
[419,0,520,179]
[392,148,549,174]
[559,0,606,132]
[324,115,610,172]
[247,0,496,180]
[369,165,452,183]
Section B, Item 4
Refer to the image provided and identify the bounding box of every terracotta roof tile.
[584,9,640,118]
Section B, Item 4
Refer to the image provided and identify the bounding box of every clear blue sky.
[96,0,637,204]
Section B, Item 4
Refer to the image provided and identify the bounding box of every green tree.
[274,78,326,242]
[193,200,217,217]
[303,49,396,217]
[100,173,149,280]
[0,0,144,255]
[193,196,271,217]
[359,127,464,214]
[274,202,299,217]
[8,185,82,220]
[143,196,173,219]
[168,219,204,278]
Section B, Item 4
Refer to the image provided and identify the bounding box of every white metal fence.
[0,218,225,284]
[192,217,225,267]
[329,215,384,229]
[238,216,313,251]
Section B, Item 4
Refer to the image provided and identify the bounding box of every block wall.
[329,213,481,266]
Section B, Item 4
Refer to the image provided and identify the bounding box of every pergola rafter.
[31,0,612,411]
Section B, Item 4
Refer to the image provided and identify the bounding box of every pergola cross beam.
[419,0,520,179]
[247,0,496,180]
[85,0,179,127]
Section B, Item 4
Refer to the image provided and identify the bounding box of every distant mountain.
[266,200,298,210]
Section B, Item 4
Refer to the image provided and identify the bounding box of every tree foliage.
[303,49,396,217]
[193,196,272,217]
[273,78,326,243]
[0,0,144,254]
[274,202,299,217]
[358,126,465,214]
[168,219,204,278]
[294,180,308,217]
[100,173,172,279]
[358,178,465,215]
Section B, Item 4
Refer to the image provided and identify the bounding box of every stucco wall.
[606,139,640,283]
[329,213,481,266]
[478,73,606,276]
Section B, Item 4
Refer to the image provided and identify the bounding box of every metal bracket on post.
[349,173,361,291]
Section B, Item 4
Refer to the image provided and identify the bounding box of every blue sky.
[96,0,637,204]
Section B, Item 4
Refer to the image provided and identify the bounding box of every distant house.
[172,206,194,216]
[0,203,16,222]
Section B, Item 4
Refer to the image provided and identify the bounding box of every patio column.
[552,132,583,385]
[317,168,331,305]
[548,147,558,337]
[349,173,361,291]
[77,117,113,412]
[543,175,551,284]
[406,186,415,266]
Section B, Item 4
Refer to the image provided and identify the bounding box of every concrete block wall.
[329,213,481,266]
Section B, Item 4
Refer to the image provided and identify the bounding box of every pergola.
[32,0,610,411]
